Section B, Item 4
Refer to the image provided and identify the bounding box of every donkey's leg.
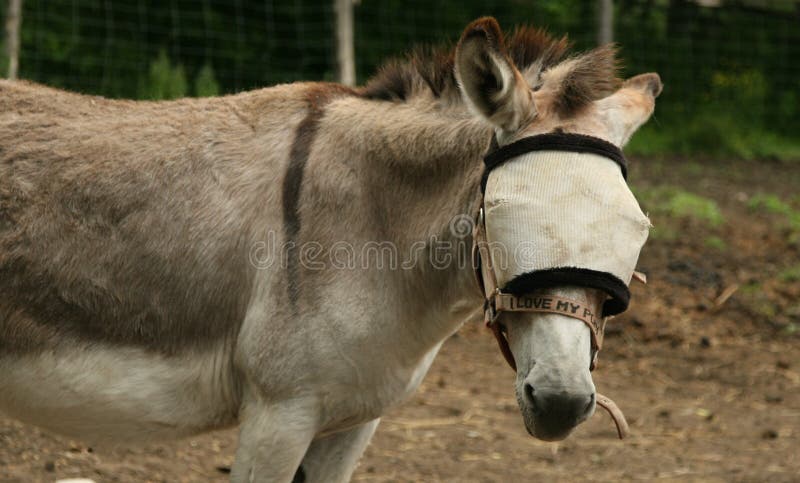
[297,419,380,483]
[230,396,318,483]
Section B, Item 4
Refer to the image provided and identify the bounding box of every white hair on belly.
[0,343,240,443]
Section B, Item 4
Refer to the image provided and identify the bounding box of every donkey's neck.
[316,94,491,338]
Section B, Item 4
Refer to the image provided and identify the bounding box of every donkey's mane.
[361,26,569,102]
[360,23,621,118]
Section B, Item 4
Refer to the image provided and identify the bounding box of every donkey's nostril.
[585,393,596,413]
[524,383,539,413]
[526,389,594,425]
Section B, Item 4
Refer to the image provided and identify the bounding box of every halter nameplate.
[493,293,602,339]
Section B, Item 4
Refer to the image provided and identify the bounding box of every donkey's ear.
[542,44,621,117]
[623,72,663,98]
[455,17,534,132]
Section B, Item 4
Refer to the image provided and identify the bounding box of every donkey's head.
[455,18,660,441]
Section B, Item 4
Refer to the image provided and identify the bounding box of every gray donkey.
[0,17,661,482]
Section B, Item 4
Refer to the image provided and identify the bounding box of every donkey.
[0,17,660,482]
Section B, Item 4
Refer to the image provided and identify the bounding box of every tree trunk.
[597,0,614,45]
[334,0,355,86]
[5,0,22,79]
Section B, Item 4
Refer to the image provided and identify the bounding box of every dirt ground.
[2,157,799,482]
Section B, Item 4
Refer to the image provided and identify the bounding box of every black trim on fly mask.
[503,267,631,316]
[479,131,632,318]
[480,132,627,193]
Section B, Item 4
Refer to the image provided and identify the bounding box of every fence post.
[334,0,355,86]
[5,0,22,79]
[597,0,613,45]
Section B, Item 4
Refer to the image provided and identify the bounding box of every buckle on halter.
[483,289,501,327]
[483,300,494,326]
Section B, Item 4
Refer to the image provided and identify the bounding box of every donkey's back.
[0,80,302,440]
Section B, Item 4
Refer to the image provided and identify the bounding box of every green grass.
[738,282,777,319]
[627,117,800,162]
[647,226,678,242]
[748,194,800,243]
[779,264,800,283]
[740,281,762,295]
[748,194,794,216]
[704,236,727,250]
[635,186,724,227]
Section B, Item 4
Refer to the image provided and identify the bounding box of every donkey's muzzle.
[522,385,595,441]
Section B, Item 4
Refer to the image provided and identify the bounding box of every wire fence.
[2,1,799,153]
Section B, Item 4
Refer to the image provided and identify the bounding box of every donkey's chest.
[289,294,476,433]
[314,340,444,434]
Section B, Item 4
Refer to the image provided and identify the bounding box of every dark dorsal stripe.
[283,114,319,306]
[283,84,355,306]
[480,132,627,193]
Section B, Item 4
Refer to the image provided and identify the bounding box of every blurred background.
[2,0,798,159]
[1,1,799,481]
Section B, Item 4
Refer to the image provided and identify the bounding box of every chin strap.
[596,394,630,439]
[472,207,630,440]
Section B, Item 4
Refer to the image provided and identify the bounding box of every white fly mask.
[473,132,650,368]
[482,133,651,315]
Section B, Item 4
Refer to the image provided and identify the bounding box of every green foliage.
[627,117,800,161]
[0,39,6,77]
[748,194,800,242]
[636,186,724,227]
[615,1,799,159]
[139,50,187,100]
[647,226,677,242]
[779,265,800,283]
[666,191,724,227]
[17,0,340,96]
[194,64,220,97]
[704,236,727,251]
[740,281,762,295]
[748,194,794,216]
